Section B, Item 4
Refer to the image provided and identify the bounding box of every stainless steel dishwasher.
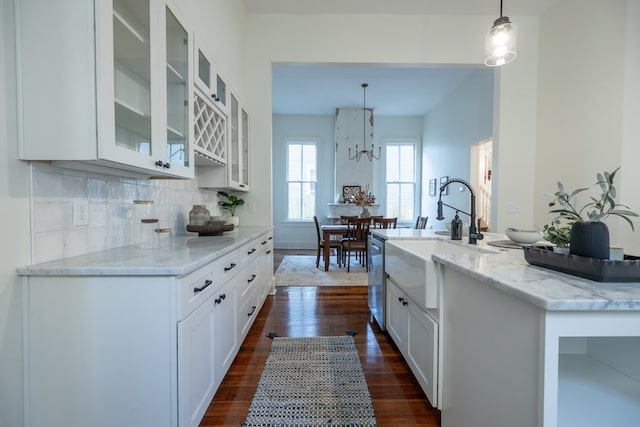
[368,233,387,330]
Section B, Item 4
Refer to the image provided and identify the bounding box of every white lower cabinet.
[178,296,215,427]
[22,229,273,427]
[212,278,238,388]
[387,279,439,407]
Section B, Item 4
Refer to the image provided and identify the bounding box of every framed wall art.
[342,185,361,203]
[429,179,437,197]
[439,176,449,195]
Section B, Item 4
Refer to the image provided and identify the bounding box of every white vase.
[227,216,240,227]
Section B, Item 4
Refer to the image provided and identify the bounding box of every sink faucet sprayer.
[436,178,484,244]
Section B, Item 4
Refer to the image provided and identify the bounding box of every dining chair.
[340,215,359,224]
[314,216,342,268]
[415,216,428,229]
[373,217,397,229]
[341,217,370,272]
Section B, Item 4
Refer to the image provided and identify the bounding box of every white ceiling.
[244,0,556,16]
[272,64,486,116]
[256,0,556,116]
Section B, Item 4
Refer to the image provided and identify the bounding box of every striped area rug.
[243,336,377,427]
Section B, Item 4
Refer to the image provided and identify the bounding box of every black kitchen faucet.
[436,178,484,244]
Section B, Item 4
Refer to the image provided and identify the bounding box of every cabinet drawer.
[178,269,214,321]
[178,250,237,320]
[237,257,260,299]
[238,238,260,266]
[237,286,259,339]
[259,232,274,252]
[212,249,239,282]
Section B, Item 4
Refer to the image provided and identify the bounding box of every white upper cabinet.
[16,0,194,179]
[197,90,250,191]
[193,37,227,166]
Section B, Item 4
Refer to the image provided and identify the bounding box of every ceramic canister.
[189,205,211,226]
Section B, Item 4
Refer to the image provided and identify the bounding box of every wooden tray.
[186,223,234,236]
[523,246,640,282]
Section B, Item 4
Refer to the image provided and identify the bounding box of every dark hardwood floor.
[199,275,441,426]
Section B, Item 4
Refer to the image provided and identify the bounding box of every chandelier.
[349,83,381,161]
[484,0,517,67]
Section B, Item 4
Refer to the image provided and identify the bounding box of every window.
[287,142,317,220]
[386,143,416,220]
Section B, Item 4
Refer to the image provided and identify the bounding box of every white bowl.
[505,228,543,245]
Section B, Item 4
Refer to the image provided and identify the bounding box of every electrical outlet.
[506,202,521,214]
[248,202,256,214]
[73,199,89,225]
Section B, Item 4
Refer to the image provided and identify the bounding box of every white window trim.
[284,137,318,222]
[381,138,421,225]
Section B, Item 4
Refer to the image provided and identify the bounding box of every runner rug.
[243,336,377,427]
[274,255,368,287]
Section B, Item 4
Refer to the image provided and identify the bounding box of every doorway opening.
[470,138,493,231]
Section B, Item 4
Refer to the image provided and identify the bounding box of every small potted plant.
[217,191,245,226]
[546,167,637,259]
[541,219,571,253]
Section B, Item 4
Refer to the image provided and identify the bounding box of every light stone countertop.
[17,226,272,277]
[372,228,640,312]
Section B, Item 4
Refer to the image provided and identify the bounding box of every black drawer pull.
[262,240,268,245]
[193,279,212,294]
[266,250,271,254]
[402,301,409,306]
[220,293,226,300]
[248,306,257,316]
[268,236,273,240]
[398,297,404,302]
[215,297,222,304]
[224,263,236,271]
[248,274,257,283]
[247,248,256,255]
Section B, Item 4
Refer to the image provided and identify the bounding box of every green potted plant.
[541,219,571,253]
[546,167,637,259]
[217,191,245,226]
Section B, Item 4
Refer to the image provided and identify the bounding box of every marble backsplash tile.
[32,163,222,263]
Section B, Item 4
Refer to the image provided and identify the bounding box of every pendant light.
[484,0,517,67]
[349,83,381,162]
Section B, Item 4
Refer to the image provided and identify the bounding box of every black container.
[523,246,640,282]
[450,214,463,240]
[570,221,610,260]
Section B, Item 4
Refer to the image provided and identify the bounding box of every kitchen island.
[18,226,274,427]
[372,229,640,427]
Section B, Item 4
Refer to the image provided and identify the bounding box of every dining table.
[319,224,349,271]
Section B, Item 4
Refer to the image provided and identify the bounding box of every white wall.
[271,114,423,249]
[421,69,494,230]
[619,0,640,254]
[534,0,640,253]
[0,1,30,425]
[272,114,336,249]
[245,12,541,234]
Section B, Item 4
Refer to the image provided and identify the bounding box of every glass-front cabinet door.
[241,107,249,187]
[230,94,240,186]
[98,0,193,178]
[164,3,192,174]
[104,0,156,166]
[225,92,249,190]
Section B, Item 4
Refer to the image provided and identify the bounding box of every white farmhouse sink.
[386,240,439,309]
[385,240,493,310]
